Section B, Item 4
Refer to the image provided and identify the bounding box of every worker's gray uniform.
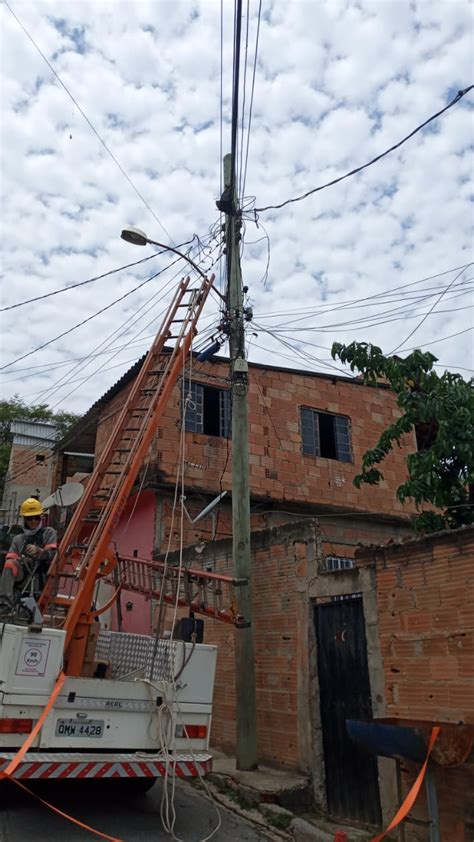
[0,525,57,609]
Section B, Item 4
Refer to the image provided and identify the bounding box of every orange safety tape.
[0,671,66,780]
[370,726,441,842]
[8,778,124,842]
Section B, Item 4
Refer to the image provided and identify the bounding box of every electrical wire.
[251,326,352,376]
[241,0,262,201]
[390,265,471,353]
[0,248,183,312]
[0,255,185,372]
[255,278,474,325]
[253,262,473,323]
[3,244,222,484]
[238,0,250,202]
[230,0,243,203]
[34,236,222,405]
[2,229,219,382]
[253,85,474,213]
[254,286,472,335]
[2,0,175,244]
[218,0,224,297]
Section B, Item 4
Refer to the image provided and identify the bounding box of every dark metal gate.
[314,596,382,825]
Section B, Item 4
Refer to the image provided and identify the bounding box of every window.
[301,407,351,462]
[183,382,231,438]
[35,454,46,463]
[325,556,355,572]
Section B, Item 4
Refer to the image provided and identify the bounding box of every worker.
[0,498,57,617]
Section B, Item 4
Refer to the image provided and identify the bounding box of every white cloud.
[0,0,472,416]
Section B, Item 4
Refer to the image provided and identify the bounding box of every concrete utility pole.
[222,152,258,771]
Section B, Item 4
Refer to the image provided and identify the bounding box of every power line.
[253,85,474,213]
[45,249,223,409]
[230,0,243,203]
[0,255,185,372]
[241,0,262,201]
[253,282,472,335]
[254,262,473,321]
[2,0,175,244]
[250,325,474,359]
[0,245,191,312]
[1,233,221,384]
[31,235,222,404]
[3,246,223,482]
[238,0,250,202]
[390,265,471,353]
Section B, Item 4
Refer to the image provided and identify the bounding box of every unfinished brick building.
[1,420,58,525]
[56,351,420,829]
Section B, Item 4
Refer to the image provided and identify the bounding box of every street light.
[121,226,226,301]
[121,226,211,281]
[121,226,148,247]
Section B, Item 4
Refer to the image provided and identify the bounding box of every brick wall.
[357,527,474,841]
[93,356,418,519]
[357,527,474,723]
[155,520,319,771]
[2,444,55,522]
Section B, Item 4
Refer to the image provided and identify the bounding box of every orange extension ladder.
[39,273,215,675]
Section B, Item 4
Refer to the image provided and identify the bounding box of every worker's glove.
[25,544,41,558]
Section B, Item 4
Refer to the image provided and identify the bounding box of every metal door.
[314,596,382,825]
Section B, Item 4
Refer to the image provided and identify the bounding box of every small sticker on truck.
[16,638,51,677]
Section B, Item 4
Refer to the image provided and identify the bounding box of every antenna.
[182,491,227,524]
[42,482,84,510]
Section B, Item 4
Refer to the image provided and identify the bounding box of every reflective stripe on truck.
[0,751,212,779]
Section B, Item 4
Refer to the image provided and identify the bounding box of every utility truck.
[0,273,245,791]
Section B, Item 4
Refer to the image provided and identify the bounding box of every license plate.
[55,718,104,738]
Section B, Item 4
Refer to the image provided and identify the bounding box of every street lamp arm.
[121,227,226,302]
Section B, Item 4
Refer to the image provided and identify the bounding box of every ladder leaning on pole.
[39,273,215,676]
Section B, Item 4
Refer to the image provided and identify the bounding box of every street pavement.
[0,778,273,841]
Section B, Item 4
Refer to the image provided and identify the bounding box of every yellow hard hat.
[20,498,44,518]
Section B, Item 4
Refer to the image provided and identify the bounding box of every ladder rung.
[105,470,122,475]
[124,427,141,431]
[53,596,74,607]
[115,448,131,453]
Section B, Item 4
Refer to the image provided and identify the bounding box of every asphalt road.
[0,778,273,842]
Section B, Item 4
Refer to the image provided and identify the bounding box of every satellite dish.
[42,482,84,510]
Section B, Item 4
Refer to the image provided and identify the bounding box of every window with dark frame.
[300,407,352,462]
[183,381,231,438]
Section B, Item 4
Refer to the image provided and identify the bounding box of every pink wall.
[111,490,156,634]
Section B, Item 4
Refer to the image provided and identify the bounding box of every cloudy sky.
[1,0,472,415]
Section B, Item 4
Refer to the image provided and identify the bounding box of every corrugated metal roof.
[11,419,57,447]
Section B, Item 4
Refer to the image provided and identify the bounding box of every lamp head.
[121,226,148,246]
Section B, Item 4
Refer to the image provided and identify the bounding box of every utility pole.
[220,151,258,770]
